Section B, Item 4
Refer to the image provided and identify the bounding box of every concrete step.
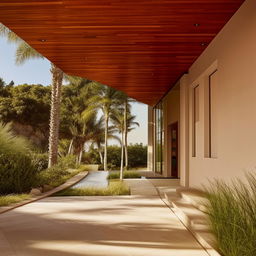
[170,198,209,231]
[148,178,180,187]
[176,187,208,212]
[158,186,221,256]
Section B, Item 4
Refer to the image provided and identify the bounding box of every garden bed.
[54,180,130,196]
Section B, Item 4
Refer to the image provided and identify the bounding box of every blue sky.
[0,37,148,145]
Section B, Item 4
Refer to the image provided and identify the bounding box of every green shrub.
[0,122,36,194]
[204,173,256,256]
[108,171,141,179]
[0,153,37,194]
[127,143,147,168]
[31,153,48,172]
[35,155,79,187]
[82,144,147,169]
[58,154,77,169]
[55,181,130,196]
[35,166,70,187]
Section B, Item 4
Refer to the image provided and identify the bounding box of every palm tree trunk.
[78,149,83,165]
[120,130,125,180]
[124,100,128,170]
[68,138,74,155]
[103,113,109,171]
[48,64,63,168]
[99,149,103,164]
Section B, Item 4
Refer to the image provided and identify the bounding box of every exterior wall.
[179,75,189,187]
[149,0,256,186]
[186,0,256,188]
[163,87,180,177]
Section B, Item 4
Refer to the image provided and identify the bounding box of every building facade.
[148,0,256,188]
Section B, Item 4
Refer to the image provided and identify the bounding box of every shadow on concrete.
[0,196,208,256]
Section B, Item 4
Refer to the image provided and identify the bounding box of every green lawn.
[0,194,31,207]
[55,180,130,196]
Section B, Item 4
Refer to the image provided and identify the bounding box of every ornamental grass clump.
[204,173,256,256]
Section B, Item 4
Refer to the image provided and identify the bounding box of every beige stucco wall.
[162,87,180,177]
[186,0,256,188]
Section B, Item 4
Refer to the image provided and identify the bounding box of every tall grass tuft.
[204,173,256,256]
[0,122,30,154]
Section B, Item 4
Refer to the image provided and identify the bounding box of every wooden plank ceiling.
[0,0,244,105]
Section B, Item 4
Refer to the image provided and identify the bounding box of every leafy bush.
[204,173,256,256]
[0,153,37,194]
[55,180,130,196]
[0,122,37,194]
[31,153,48,172]
[35,155,78,187]
[86,144,147,169]
[108,171,141,179]
[58,154,77,169]
[127,143,147,168]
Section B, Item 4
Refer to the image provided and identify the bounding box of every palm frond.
[16,42,43,65]
[0,23,22,43]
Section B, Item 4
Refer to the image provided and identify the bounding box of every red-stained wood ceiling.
[0,0,245,105]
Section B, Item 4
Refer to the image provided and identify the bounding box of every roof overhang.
[0,0,245,105]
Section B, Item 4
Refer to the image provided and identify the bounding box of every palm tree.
[110,109,139,179]
[0,23,64,167]
[82,85,123,171]
[91,119,119,164]
[68,108,97,164]
[120,96,137,170]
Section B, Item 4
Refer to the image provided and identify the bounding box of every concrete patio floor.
[0,195,209,256]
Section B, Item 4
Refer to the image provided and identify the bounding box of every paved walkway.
[72,171,109,189]
[0,194,209,256]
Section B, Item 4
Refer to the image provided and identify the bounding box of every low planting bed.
[108,171,141,180]
[0,194,31,207]
[55,180,130,196]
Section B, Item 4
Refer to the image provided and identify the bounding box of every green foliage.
[127,143,147,168]
[108,171,141,179]
[204,173,256,256]
[83,148,101,164]
[55,180,130,196]
[0,122,37,194]
[0,153,37,194]
[0,83,51,149]
[31,153,48,172]
[86,144,147,168]
[0,83,51,127]
[0,122,30,154]
[0,194,31,207]
[107,145,121,167]
[35,155,78,187]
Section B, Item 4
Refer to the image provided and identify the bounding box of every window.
[154,102,164,173]
[192,85,199,157]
